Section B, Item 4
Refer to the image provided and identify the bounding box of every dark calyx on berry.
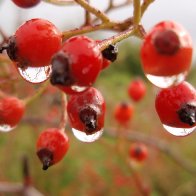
[50,52,75,86]
[79,106,98,134]
[153,30,180,55]
[37,148,53,170]
[6,36,18,61]
[134,147,142,157]
[177,103,196,126]
[102,44,118,62]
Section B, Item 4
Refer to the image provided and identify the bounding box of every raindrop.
[71,85,87,93]
[72,128,103,142]
[0,124,16,132]
[163,124,195,136]
[17,65,51,84]
[145,71,187,88]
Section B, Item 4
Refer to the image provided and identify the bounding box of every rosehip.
[11,0,41,8]
[6,18,62,68]
[155,81,196,134]
[128,78,146,102]
[129,143,148,162]
[67,87,105,142]
[140,21,193,87]
[114,102,134,125]
[36,128,69,170]
[50,36,102,91]
[0,96,25,131]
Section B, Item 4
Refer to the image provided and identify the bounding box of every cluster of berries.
[0,0,195,169]
[140,21,195,137]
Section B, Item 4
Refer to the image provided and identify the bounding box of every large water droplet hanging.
[72,128,103,142]
[145,72,187,88]
[17,65,51,84]
[163,124,195,136]
[0,124,16,132]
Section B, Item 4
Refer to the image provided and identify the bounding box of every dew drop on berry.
[0,124,16,132]
[72,128,103,143]
[163,124,195,136]
[71,85,88,93]
[17,65,52,84]
[145,72,187,88]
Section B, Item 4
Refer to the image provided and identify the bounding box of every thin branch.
[141,0,155,17]
[75,0,110,22]
[133,0,141,25]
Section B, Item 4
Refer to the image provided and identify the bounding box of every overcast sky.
[0,0,196,52]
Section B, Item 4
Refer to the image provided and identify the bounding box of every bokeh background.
[0,0,196,195]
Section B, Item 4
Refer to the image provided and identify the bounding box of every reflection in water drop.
[17,65,52,83]
[72,128,103,142]
[71,85,87,93]
[0,124,16,132]
[146,72,187,88]
[163,124,195,136]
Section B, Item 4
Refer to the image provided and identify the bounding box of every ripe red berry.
[6,18,62,68]
[155,81,196,129]
[50,36,103,91]
[129,143,148,162]
[11,0,41,8]
[140,21,193,86]
[114,102,134,125]
[0,96,25,130]
[67,87,106,139]
[128,78,146,102]
[36,128,69,170]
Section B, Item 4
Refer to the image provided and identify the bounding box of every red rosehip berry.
[128,78,146,102]
[140,21,193,87]
[114,102,134,125]
[6,18,62,68]
[36,128,69,170]
[11,0,41,8]
[50,36,103,91]
[0,96,25,131]
[67,87,105,142]
[155,81,196,135]
[129,143,148,162]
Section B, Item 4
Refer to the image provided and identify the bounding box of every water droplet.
[71,85,87,92]
[146,72,187,88]
[0,124,16,132]
[17,65,52,84]
[163,124,195,136]
[72,128,103,142]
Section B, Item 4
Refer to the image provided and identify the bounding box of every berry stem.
[99,26,137,51]
[24,81,49,106]
[75,0,110,23]
[42,0,75,6]
[133,0,141,25]
[59,93,68,132]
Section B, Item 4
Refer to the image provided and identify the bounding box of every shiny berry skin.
[7,18,62,68]
[114,102,134,125]
[155,81,196,128]
[67,87,106,135]
[141,21,193,76]
[129,143,148,162]
[11,0,41,8]
[50,36,102,89]
[128,78,146,102]
[36,128,69,170]
[0,96,25,128]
